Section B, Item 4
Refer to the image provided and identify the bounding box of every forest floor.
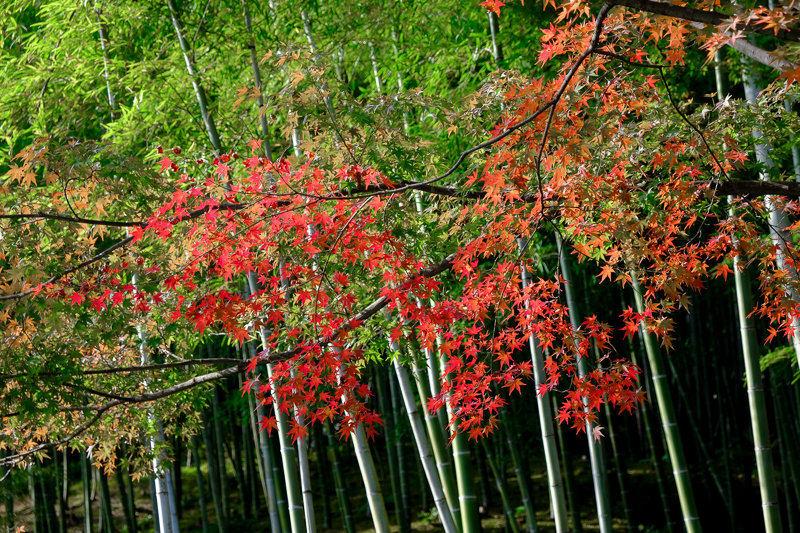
[3,438,666,532]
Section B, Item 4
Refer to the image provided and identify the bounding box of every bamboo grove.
[1,0,800,531]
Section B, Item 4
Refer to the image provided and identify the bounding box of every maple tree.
[1,0,800,530]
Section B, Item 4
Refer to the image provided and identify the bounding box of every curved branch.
[0,363,242,467]
[613,0,800,42]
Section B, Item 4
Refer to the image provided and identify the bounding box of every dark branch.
[612,0,800,42]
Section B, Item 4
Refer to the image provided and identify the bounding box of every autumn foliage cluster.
[1,0,800,471]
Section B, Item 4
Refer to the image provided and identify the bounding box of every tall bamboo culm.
[556,233,612,531]
[630,273,701,532]
[518,238,569,533]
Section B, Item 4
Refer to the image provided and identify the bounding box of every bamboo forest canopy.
[1,0,800,530]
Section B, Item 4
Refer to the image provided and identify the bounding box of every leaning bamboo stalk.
[392,356,458,533]
[408,342,461,529]
[555,233,612,532]
[333,347,391,533]
[243,340,282,533]
[387,321,457,532]
[246,273,305,532]
[481,439,520,533]
[741,60,800,368]
[517,238,569,533]
[732,244,782,531]
[375,367,409,532]
[630,273,701,532]
[323,421,356,533]
[166,0,223,154]
[501,411,538,533]
[294,387,316,533]
[134,273,179,533]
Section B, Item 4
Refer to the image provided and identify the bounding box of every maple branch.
[705,180,800,197]
[706,26,798,72]
[0,358,243,380]
[0,235,134,302]
[611,0,800,42]
[0,212,141,228]
[0,364,241,467]
[536,3,613,206]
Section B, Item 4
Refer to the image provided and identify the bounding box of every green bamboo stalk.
[388,371,412,514]
[30,464,41,533]
[556,233,612,532]
[246,381,281,533]
[629,346,676,532]
[223,400,247,521]
[201,413,226,533]
[392,351,458,532]
[239,396,258,519]
[242,0,272,160]
[294,410,316,533]
[324,421,356,533]
[518,238,569,533]
[310,425,331,529]
[98,468,114,533]
[434,329,480,532]
[481,439,520,533]
[375,367,409,532]
[243,287,286,533]
[717,53,782,531]
[93,3,116,120]
[81,454,94,533]
[246,274,305,532]
[165,0,222,154]
[501,412,538,533]
[210,387,230,526]
[602,403,634,533]
[174,438,183,520]
[191,437,211,533]
[56,451,67,533]
[334,350,390,533]
[630,273,701,532]
[732,249,782,531]
[487,11,504,63]
[408,342,461,529]
[552,398,582,533]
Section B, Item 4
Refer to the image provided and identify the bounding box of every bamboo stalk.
[602,403,634,533]
[518,238,569,533]
[481,439,520,533]
[552,398,582,533]
[629,346,676,532]
[391,351,458,532]
[324,421,356,533]
[333,349,390,533]
[630,273,701,532]
[375,367,409,532]
[165,0,223,154]
[82,454,94,533]
[556,233,612,532]
[501,412,538,533]
[732,249,782,531]
[246,274,305,532]
[408,342,461,529]
[190,437,211,533]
